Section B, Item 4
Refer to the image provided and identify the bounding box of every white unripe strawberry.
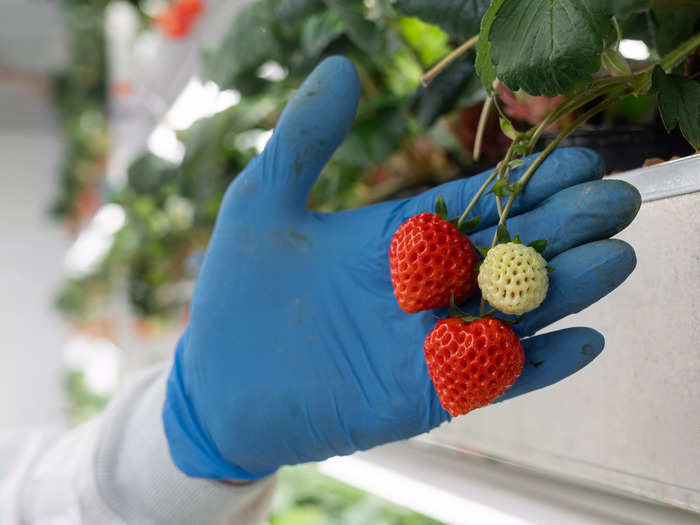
[478,242,548,315]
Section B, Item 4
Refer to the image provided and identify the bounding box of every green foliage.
[457,215,481,233]
[412,53,482,127]
[496,224,511,244]
[434,194,448,219]
[51,2,109,220]
[474,0,504,90]
[270,465,444,525]
[652,66,700,149]
[395,0,490,41]
[323,0,398,60]
[610,0,651,16]
[601,49,633,77]
[654,8,700,57]
[398,17,451,67]
[489,179,521,198]
[528,239,548,254]
[64,371,110,423]
[204,0,324,91]
[476,0,682,96]
[488,1,612,96]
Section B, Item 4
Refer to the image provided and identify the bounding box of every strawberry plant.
[55,0,698,330]
[388,0,699,415]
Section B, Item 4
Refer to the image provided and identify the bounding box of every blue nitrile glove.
[162,56,641,481]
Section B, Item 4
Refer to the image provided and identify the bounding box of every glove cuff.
[162,330,277,481]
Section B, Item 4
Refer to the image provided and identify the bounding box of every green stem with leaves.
[457,167,498,228]
[472,32,700,317]
[660,32,700,71]
[493,89,629,245]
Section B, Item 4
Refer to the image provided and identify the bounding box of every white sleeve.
[0,365,277,525]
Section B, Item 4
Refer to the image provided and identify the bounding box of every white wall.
[0,83,68,430]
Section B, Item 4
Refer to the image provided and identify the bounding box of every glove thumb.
[260,56,361,210]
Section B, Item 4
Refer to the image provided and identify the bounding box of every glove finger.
[493,327,604,403]
[401,147,604,224]
[515,239,636,336]
[262,56,361,209]
[456,239,636,336]
[469,180,641,257]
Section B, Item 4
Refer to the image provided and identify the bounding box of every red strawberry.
[175,0,205,19]
[424,317,524,416]
[389,213,479,313]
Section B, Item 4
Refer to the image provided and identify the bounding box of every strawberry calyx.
[447,295,524,326]
[434,195,482,234]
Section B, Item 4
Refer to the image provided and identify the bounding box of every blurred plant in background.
[270,465,444,525]
[53,0,698,326]
[51,0,110,229]
[54,0,495,325]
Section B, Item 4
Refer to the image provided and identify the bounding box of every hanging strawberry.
[154,0,206,40]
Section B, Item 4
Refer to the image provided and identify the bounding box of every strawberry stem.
[456,168,498,229]
[659,32,700,72]
[421,35,479,86]
[473,34,699,319]
[491,88,630,247]
[473,93,493,161]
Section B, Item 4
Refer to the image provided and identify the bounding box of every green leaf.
[651,66,700,149]
[127,153,178,194]
[528,239,548,254]
[475,0,505,90]
[654,8,700,57]
[272,0,325,20]
[204,3,282,88]
[398,16,452,66]
[512,234,522,244]
[489,179,522,198]
[333,99,407,167]
[394,0,491,40]
[497,224,511,244]
[488,179,509,197]
[601,48,632,77]
[300,11,345,58]
[546,266,556,272]
[612,0,651,17]
[512,142,530,156]
[435,194,448,219]
[488,0,612,96]
[508,158,525,169]
[499,117,517,139]
[476,246,490,258]
[459,215,482,233]
[323,0,395,58]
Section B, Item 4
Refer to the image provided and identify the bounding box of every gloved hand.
[162,56,641,481]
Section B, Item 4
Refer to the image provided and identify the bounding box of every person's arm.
[1,365,276,525]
